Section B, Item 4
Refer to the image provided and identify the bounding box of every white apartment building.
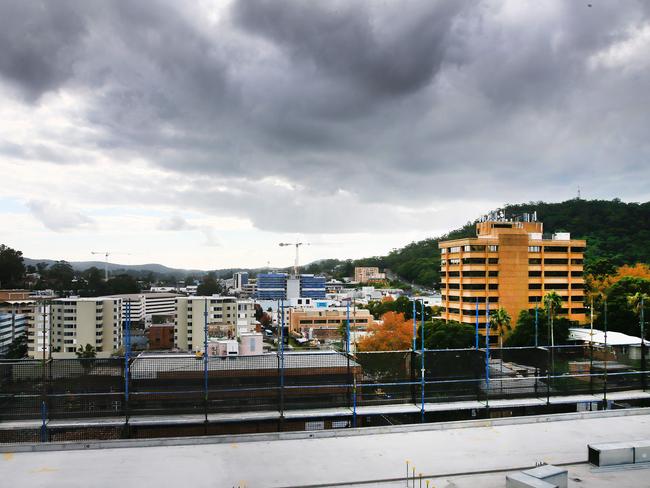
[50,297,123,358]
[109,293,180,324]
[0,310,27,357]
[0,300,51,359]
[174,296,255,352]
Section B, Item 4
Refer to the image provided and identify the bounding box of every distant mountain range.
[23,199,650,285]
[22,258,207,276]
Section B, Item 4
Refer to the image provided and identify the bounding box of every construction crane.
[90,251,131,281]
[278,242,310,276]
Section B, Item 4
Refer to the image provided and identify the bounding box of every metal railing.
[0,344,647,443]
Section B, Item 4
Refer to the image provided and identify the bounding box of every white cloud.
[26,200,95,232]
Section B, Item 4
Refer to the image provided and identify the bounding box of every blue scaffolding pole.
[420,300,425,422]
[346,300,351,354]
[535,301,539,348]
[125,300,131,405]
[203,299,208,416]
[475,297,479,350]
[412,299,417,352]
[485,299,490,409]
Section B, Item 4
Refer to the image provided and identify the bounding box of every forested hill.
[303,199,650,288]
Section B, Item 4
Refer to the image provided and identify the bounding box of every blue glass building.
[255,273,326,300]
[256,273,288,300]
[300,274,326,299]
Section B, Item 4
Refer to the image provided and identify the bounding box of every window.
[448,258,460,265]
[545,271,568,277]
[464,245,486,252]
[570,247,586,253]
[571,271,583,277]
[447,271,460,277]
[488,270,498,277]
[448,283,460,289]
[529,284,542,290]
[528,246,541,252]
[493,223,512,228]
[440,248,447,254]
[544,259,568,265]
[546,283,568,290]
[545,246,568,253]
[463,283,486,290]
[571,259,583,265]
[462,258,486,264]
[463,271,486,277]
[488,245,498,252]
[529,271,542,277]
[488,258,499,264]
[449,246,461,253]
[488,284,498,290]
[572,283,585,289]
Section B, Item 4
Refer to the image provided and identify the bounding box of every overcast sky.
[1,0,649,270]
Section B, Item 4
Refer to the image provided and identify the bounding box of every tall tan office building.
[439,218,586,328]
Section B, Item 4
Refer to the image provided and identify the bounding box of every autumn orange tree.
[587,263,650,301]
[357,311,413,351]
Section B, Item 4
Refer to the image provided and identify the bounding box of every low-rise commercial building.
[146,324,175,350]
[289,308,374,341]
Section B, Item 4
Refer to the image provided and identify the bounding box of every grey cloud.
[27,200,94,231]
[157,215,196,231]
[233,0,467,98]
[0,0,86,100]
[2,1,650,235]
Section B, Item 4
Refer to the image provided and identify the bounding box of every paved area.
[2,411,650,487]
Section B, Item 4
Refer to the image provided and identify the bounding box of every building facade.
[0,310,27,357]
[256,273,326,300]
[174,296,255,351]
[233,272,249,291]
[439,219,586,328]
[288,308,373,341]
[50,297,123,358]
[109,293,180,324]
[354,267,387,283]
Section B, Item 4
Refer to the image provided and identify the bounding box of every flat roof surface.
[130,351,360,379]
[3,410,650,487]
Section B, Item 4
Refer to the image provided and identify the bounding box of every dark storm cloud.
[233,0,467,98]
[0,0,86,100]
[1,0,650,233]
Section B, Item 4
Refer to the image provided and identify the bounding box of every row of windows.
[529,258,583,265]
[445,307,589,316]
[447,270,499,277]
[447,283,499,290]
[528,283,584,290]
[442,245,585,254]
[528,271,583,277]
[443,296,499,303]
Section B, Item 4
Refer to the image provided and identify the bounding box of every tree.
[75,344,97,358]
[106,274,139,294]
[596,277,650,336]
[357,312,412,351]
[418,319,475,349]
[490,307,512,349]
[505,310,571,347]
[197,275,222,296]
[45,261,75,292]
[5,335,28,359]
[543,291,563,349]
[627,291,649,340]
[0,244,25,288]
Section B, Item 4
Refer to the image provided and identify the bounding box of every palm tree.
[75,343,97,358]
[627,292,649,339]
[490,307,512,349]
[543,291,562,347]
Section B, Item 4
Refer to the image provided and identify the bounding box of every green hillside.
[303,199,650,288]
